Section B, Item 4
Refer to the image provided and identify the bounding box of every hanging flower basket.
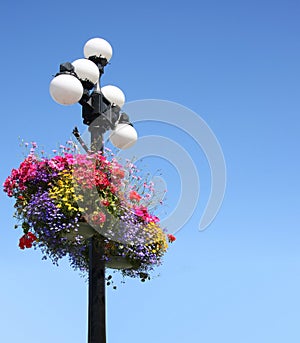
[64,222,135,270]
[63,222,95,241]
[3,142,175,281]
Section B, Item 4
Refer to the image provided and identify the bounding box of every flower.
[111,167,125,179]
[167,234,176,243]
[101,199,110,207]
[129,190,142,202]
[19,232,37,249]
[3,142,175,283]
[134,206,159,223]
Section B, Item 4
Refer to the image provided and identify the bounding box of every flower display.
[3,142,175,282]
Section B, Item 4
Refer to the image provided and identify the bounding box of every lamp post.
[49,37,138,343]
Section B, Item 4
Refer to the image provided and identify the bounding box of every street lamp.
[49,37,137,151]
[49,37,138,343]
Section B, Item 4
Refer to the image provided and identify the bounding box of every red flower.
[129,191,142,202]
[101,199,110,207]
[167,234,176,243]
[19,232,37,250]
[91,212,106,225]
[94,170,110,189]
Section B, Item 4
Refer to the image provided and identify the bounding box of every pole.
[88,120,106,342]
[88,236,106,343]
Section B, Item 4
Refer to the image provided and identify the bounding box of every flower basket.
[63,222,95,241]
[3,142,175,282]
[106,256,136,270]
[64,222,135,270]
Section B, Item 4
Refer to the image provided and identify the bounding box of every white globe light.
[110,124,138,149]
[84,38,113,62]
[49,74,83,105]
[101,85,125,107]
[72,59,100,84]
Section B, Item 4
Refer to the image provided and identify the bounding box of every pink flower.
[111,167,125,179]
[134,206,159,223]
[64,153,75,165]
[48,156,66,170]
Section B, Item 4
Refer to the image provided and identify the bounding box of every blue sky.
[1,0,300,342]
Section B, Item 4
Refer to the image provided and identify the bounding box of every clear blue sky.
[1,0,300,342]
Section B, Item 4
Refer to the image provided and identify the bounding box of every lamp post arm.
[72,127,89,153]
